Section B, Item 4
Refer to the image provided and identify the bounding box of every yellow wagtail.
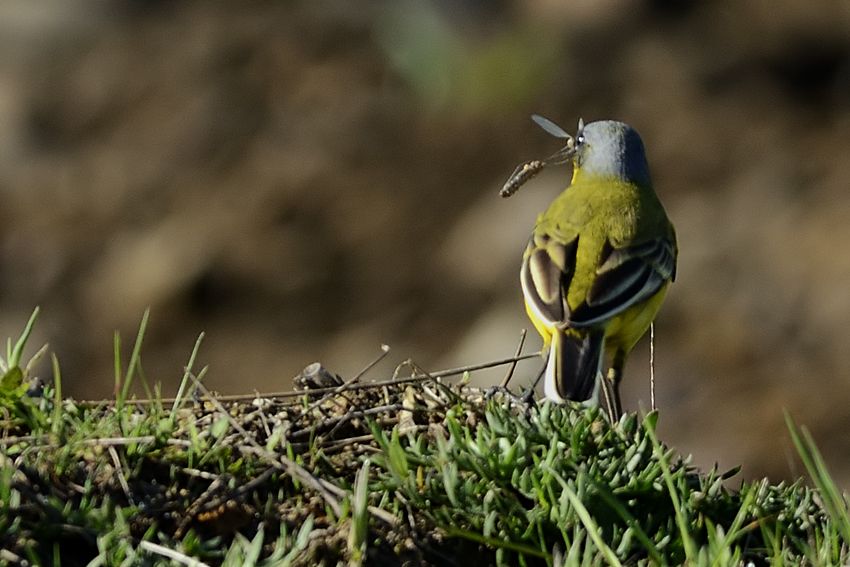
[504,116,677,419]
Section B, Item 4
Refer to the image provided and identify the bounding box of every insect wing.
[531,114,571,140]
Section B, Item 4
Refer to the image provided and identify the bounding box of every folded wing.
[569,237,676,327]
[521,235,676,329]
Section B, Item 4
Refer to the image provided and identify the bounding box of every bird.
[508,116,677,420]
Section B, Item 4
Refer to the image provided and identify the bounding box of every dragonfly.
[500,115,583,198]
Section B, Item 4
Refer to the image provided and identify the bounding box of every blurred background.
[1,0,849,484]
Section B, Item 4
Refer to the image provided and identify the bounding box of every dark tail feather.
[543,329,604,403]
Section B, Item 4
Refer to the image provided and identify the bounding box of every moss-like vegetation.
[0,310,847,565]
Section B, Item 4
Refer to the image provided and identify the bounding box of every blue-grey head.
[503,115,654,199]
[571,119,652,187]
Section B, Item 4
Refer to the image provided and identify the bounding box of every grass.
[0,308,847,566]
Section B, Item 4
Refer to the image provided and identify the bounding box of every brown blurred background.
[1,1,849,484]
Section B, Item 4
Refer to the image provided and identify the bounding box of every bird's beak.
[542,137,577,167]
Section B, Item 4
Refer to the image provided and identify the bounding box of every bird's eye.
[576,134,585,145]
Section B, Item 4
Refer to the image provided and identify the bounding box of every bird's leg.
[484,352,544,407]
[517,361,547,405]
[600,375,617,423]
[526,353,547,393]
[605,351,626,422]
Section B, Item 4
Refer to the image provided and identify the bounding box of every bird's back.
[536,176,670,312]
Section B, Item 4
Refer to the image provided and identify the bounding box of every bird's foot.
[484,385,537,412]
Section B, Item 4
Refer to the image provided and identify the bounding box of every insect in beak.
[500,114,577,198]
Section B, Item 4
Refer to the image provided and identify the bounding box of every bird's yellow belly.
[525,300,554,346]
[603,282,670,355]
[525,281,670,354]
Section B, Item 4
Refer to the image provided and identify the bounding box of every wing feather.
[568,237,676,327]
[520,236,578,327]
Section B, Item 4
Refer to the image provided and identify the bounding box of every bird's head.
[531,116,652,187]
[571,119,651,186]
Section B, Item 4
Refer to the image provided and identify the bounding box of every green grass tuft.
[0,311,847,565]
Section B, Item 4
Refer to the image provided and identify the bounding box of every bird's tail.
[543,329,605,404]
